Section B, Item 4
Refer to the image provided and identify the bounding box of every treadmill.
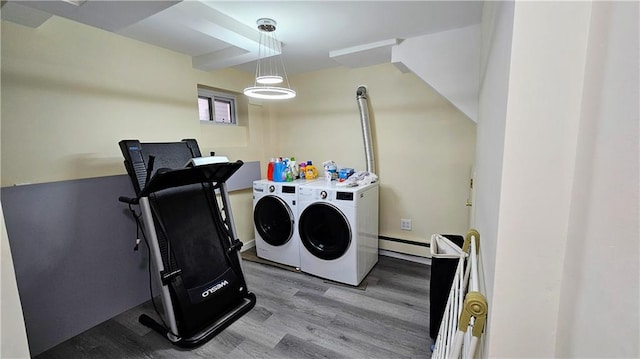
[118,139,256,348]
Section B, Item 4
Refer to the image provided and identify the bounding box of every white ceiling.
[1,0,484,76]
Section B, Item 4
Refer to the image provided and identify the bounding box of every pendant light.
[244,18,296,100]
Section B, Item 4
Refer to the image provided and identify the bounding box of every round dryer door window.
[254,196,294,246]
[299,203,351,260]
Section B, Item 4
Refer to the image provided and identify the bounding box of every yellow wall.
[1,16,476,257]
[273,65,476,251]
[0,17,267,244]
[0,17,268,184]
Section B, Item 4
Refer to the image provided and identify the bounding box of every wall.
[492,2,591,355]
[392,24,481,122]
[556,2,639,356]
[2,18,195,185]
[275,64,476,257]
[475,1,639,357]
[474,1,514,308]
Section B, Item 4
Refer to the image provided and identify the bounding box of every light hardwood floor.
[36,253,433,358]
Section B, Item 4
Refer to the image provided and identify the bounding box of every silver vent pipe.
[356,86,375,173]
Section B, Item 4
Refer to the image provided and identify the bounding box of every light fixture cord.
[256,21,287,84]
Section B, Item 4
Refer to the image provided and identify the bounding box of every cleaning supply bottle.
[267,158,275,181]
[290,157,298,179]
[282,158,291,182]
[299,162,306,179]
[328,163,338,181]
[305,161,318,180]
[273,158,283,182]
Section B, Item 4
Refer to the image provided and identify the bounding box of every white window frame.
[198,88,238,125]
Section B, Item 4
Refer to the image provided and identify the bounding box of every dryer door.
[299,202,351,260]
[254,195,294,246]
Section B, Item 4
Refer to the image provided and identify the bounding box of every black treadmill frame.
[118,139,256,348]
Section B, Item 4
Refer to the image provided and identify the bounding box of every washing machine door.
[254,195,294,246]
[299,202,351,260]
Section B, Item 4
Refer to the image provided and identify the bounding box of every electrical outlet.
[400,218,412,231]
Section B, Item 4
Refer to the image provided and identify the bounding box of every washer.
[297,181,379,286]
[252,179,309,268]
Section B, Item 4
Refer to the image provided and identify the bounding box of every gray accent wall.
[1,161,260,356]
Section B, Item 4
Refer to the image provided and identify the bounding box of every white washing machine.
[297,181,379,286]
[252,179,310,268]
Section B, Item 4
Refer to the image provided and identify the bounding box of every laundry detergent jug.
[305,161,318,180]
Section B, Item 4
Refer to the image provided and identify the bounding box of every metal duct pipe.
[356,86,375,173]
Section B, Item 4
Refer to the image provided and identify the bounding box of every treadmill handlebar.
[119,161,243,204]
[138,161,244,197]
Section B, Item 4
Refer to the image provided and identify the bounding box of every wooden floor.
[36,254,433,359]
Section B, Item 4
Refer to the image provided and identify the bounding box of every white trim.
[241,239,256,252]
[379,249,431,265]
[242,238,429,265]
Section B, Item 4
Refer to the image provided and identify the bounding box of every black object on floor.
[118,139,256,348]
[429,234,464,340]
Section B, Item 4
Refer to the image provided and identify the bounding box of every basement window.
[198,88,237,125]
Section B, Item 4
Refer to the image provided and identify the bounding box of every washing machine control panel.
[253,181,266,193]
[336,192,354,201]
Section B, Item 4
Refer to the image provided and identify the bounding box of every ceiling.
[1,0,484,76]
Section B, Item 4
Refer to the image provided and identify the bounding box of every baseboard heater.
[379,235,430,248]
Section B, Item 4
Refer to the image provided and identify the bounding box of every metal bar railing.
[432,229,488,359]
[432,237,467,359]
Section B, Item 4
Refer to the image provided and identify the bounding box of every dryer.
[297,181,379,286]
[252,179,307,268]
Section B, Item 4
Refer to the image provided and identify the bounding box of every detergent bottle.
[284,165,293,182]
[273,158,284,182]
[290,157,299,179]
[267,158,275,181]
[305,161,318,180]
[299,162,306,179]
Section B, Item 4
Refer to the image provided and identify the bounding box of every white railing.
[432,229,488,359]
